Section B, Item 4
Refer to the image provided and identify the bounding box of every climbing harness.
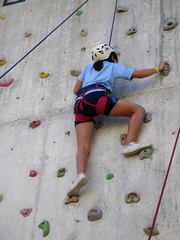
[148,127,180,240]
[108,0,118,46]
[0,0,89,79]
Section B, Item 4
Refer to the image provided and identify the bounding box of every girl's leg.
[67,121,94,196]
[109,100,145,144]
[75,121,94,173]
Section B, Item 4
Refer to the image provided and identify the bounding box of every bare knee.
[137,105,145,116]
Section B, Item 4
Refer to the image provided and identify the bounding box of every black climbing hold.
[161,64,170,77]
[143,227,159,236]
[95,120,103,130]
[139,148,153,160]
[125,192,140,204]
[88,208,103,221]
[143,112,152,123]
[163,18,178,31]
[57,168,66,178]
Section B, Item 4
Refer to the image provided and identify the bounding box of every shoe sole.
[67,177,88,197]
[123,144,152,157]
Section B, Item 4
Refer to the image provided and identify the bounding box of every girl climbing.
[67,43,168,197]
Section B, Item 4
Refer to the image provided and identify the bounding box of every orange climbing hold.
[64,196,79,205]
[29,120,41,129]
[0,78,14,87]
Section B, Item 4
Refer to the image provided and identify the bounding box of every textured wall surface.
[0,0,179,239]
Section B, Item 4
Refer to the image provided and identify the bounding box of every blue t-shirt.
[78,61,135,93]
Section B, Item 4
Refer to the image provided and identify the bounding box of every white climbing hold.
[88,208,103,221]
[126,27,137,35]
[120,133,127,145]
[143,112,152,123]
[117,6,129,13]
[143,227,159,236]
[80,29,87,37]
[139,148,153,160]
[70,69,82,77]
[24,32,32,37]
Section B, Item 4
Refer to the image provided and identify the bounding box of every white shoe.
[122,142,152,157]
[67,173,88,196]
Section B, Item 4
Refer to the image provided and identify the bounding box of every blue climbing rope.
[0,0,89,79]
[108,0,118,46]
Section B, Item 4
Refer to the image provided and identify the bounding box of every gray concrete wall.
[0,0,179,239]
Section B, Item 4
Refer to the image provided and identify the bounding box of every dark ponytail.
[93,52,118,71]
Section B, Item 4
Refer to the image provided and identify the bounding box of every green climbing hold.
[57,168,66,178]
[38,220,50,237]
[76,10,83,16]
[106,173,114,180]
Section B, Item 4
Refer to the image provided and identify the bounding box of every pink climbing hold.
[20,208,33,217]
[0,78,14,87]
[29,170,38,177]
[29,120,41,129]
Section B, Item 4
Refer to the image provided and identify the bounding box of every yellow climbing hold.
[0,195,3,201]
[0,14,7,20]
[39,72,50,78]
[24,32,32,37]
[0,59,6,66]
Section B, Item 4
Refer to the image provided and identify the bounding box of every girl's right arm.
[73,79,83,95]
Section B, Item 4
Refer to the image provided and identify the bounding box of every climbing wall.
[0,0,179,239]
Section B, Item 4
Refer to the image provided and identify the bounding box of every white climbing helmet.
[92,44,115,62]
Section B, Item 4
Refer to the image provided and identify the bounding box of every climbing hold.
[163,18,178,31]
[143,227,159,236]
[0,78,14,87]
[24,32,32,37]
[20,208,33,217]
[0,59,6,66]
[70,69,82,77]
[126,27,137,35]
[117,6,129,12]
[0,195,3,202]
[125,192,140,204]
[64,195,79,205]
[29,170,38,177]
[106,173,114,180]
[95,120,103,130]
[0,14,7,20]
[29,120,41,129]
[81,47,86,51]
[143,112,152,123]
[88,208,103,221]
[120,133,127,145]
[76,10,83,16]
[161,64,170,77]
[65,131,70,136]
[39,72,50,78]
[139,148,153,160]
[80,29,87,37]
[38,220,50,237]
[57,168,66,178]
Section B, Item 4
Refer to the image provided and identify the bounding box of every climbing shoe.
[122,142,152,157]
[67,173,88,196]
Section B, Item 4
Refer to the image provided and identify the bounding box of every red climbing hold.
[29,120,41,129]
[0,78,14,87]
[20,208,33,217]
[29,170,38,177]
